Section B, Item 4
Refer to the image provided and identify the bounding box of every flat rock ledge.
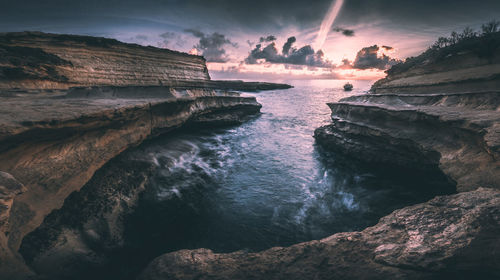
[140,188,500,280]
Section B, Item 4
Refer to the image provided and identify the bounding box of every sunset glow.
[2,0,498,81]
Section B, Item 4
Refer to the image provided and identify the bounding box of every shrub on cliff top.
[387,20,500,76]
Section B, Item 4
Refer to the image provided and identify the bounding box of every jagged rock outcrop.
[19,151,157,279]
[0,32,266,279]
[139,188,500,280]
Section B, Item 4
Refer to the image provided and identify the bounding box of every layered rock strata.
[314,91,500,191]
[315,48,500,192]
[0,31,265,279]
[0,31,210,89]
[0,31,291,92]
[0,87,261,278]
[140,188,500,280]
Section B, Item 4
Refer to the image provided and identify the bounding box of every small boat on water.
[343,82,353,91]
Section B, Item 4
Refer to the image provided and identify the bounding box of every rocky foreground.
[140,188,500,280]
[0,32,275,278]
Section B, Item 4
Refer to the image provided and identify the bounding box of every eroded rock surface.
[0,172,26,231]
[0,32,291,92]
[315,43,500,192]
[0,31,210,89]
[314,91,500,191]
[0,87,261,278]
[139,188,500,280]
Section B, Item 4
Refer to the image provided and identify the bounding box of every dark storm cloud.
[184,29,237,62]
[347,45,400,70]
[245,36,332,68]
[332,27,355,37]
[259,35,277,43]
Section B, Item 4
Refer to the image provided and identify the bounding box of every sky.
[1,0,499,80]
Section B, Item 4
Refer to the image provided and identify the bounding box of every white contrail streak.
[315,0,344,50]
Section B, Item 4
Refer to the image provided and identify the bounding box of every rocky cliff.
[0,31,210,89]
[0,87,261,278]
[0,32,266,279]
[371,32,500,94]
[0,32,292,92]
[315,35,500,192]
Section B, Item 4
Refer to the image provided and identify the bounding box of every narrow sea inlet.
[121,80,454,261]
[14,80,459,279]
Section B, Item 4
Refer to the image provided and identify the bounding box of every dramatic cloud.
[348,45,400,70]
[282,36,297,55]
[339,58,352,69]
[259,35,277,43]
[185,29,237,62]
[332,27,355,37]
[245,36,332,68]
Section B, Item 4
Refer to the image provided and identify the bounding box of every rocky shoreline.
[314,91,500,191]
[1,30,499,279]
[0,87,262,278]
[0,32,274,278]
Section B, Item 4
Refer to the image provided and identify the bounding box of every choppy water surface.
[122,80,453,267]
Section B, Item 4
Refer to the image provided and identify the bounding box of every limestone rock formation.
[0,32,291,92]
[0,87,261,278]
[315,38,500,192]
[139,188,500,280]
[0,31,210,89]
[19,152,157,279]
[314,91,500,191]
[0,32,265,278]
